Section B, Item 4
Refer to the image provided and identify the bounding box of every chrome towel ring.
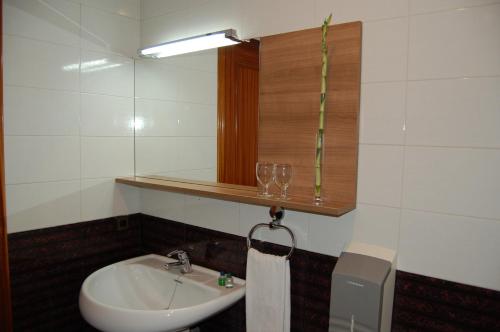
[246,207,296,260]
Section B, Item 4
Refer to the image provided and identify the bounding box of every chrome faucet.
[164,250,192,274]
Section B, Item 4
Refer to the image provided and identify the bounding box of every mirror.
[129,23,360,213]
[134,49,219,182]
[134,41,260,186]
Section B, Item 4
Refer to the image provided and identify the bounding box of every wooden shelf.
[116,176,355,217]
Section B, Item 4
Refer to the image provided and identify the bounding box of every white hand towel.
[246,248,290,332]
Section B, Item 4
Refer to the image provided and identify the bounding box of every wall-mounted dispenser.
[329,243,396,332]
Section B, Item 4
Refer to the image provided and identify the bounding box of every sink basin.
[79,254,245,332]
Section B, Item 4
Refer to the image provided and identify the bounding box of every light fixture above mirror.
[138,29,241,58]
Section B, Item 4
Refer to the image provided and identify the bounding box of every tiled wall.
[135,51,217,181]
[9,214,499,331]
[3,0,142,233]
[3,0,499,311]
[141,215,500,332]
[140,0,500,292]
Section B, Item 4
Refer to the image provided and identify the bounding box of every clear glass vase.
[314,132,325,205]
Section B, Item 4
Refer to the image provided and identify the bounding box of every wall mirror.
[133,41,259,187]
[125,22,361,216]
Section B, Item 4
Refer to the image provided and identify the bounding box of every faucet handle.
[166,250,188,261]
[166,249,183,257]
[165,250,192,273]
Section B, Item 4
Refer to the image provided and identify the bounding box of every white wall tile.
[307,213,354,257]
[361,18,408,82]
[408,4,500,79]
[82,0,140,19]
[6,181,81,233]
[4,86,79,136]
[135,60,178,101]
[260,210,309,250]
[240,205,310,251]
[403,147,500,219]
[81,50,134,97]
[177,137,216,170]
[168,168,216,182]
[81,178,141,221]
[3,0,80,47]
[238,203,268,240]
[5,136,80,184]
[141,189,186,222]
[316,0,409,23]
[135,98,180,136]
[177,68,216,105]
[351,203,401,250]
[81,5,140,57]
[357,145,404,207]
[184,195,240,235]
[409,0,500,15]
[141,0,198,19]
[399,209,500,291]
[135,137,179,175]
[81,137,134,178]
[186,0,243,39]
[178,49,217,73]
[359,82,406,145]
[406,77,500,148]
[140,9,192,47]
[81,93,134,136]
[241,0,312,38]
[4,35,80,91]
[177,103,217,137]
[135,98,217,137]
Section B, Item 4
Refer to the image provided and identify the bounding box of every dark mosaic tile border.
[7,213,500,332]
[8,214,143,332]
[393,270,500,332]
[140,214,500,332]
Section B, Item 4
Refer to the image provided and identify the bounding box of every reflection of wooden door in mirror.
[217,40,259,186]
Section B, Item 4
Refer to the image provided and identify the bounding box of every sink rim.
[80,253,245,314]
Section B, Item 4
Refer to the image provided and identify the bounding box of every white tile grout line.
[5,135,134,138]
[78,2,84,222]
[133,59,137,180]
[6,176,131,187]
[3,32,136,60]
[359,143,500,151]
[362,75,500,85]
[397,207,500,224]
[395,4,412,259]
[358,201,500,223]
[4,84,134,98]
[408,1,500,17]
[80,3,141,21]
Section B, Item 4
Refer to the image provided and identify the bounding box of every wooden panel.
[116,177,355,217]
[0,0,14,328]
[258,22,362,205]
[217,40,259,186]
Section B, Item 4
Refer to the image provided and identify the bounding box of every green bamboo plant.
[314,14,332,204]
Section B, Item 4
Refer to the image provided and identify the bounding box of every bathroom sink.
[79,254,245,332]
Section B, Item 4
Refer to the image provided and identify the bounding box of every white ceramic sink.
[79,254,245,332]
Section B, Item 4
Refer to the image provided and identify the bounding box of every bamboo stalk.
[314,14,332,203]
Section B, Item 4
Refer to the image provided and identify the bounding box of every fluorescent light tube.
[138,29,241,58]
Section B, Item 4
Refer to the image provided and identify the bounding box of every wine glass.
[256,162,274,197]
[274,164,293,200]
